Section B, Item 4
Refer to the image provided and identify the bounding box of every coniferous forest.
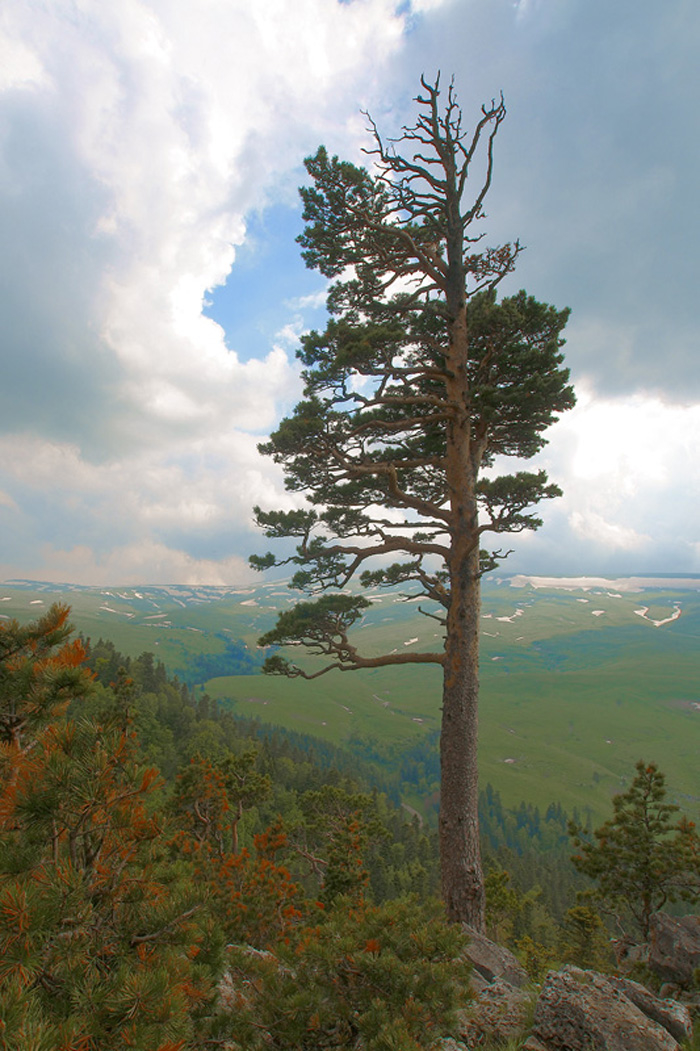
[4,604,697,1049]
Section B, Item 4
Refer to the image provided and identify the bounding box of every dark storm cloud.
[401,0,700,398]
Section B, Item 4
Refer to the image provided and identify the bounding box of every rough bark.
[440,191,485,929]
[441,543,484,928]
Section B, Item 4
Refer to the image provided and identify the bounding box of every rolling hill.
[2,575,698,822]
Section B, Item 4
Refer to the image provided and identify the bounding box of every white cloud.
[1,0,410,453]
[31,541,255,588]
[1,0,698,584]
[546,387,700,501]
[410,0,451,11]
[287,289,329,311]
[0,427,294,534]
[0,0,419,583]
[498,387,700,571]
[561,388,691,488]
[0,489,19,511]
[569,512,650,551]
[0,30,47,92]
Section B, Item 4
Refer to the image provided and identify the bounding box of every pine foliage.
[569,760,700,938]
[0,606,217,1049]
[218,897,471,1051]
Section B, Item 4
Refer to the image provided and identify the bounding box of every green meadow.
[2,576,698,821]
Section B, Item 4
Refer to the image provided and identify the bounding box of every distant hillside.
[2,575,698,822]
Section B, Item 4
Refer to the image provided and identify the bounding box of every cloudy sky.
[1,0,698,586]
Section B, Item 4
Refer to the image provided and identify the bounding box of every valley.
[2,575,698,822]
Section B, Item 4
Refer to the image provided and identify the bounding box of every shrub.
[214,896,472,1050]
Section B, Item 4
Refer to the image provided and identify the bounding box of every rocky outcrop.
[456,926,695,1051]
[526,966,688,1051]
[461,923,529,988]
[457,977,532,1046]
[649,913,700,988]
[607,975,693,1044]
[458,926,533,1045]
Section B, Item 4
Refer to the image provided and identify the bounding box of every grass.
[2,577,698,822]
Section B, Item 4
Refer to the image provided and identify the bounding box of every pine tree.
[559,904,614,971]
[569,760,700,939]
[251,74,574,929]
[219,897,471,1051]
[0,606,218,1049]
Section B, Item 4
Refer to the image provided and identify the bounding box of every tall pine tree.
[251,75,575,929]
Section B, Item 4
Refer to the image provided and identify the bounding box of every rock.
[649,913,700,988]
[217,944,284,1013]
[467,968,491,996]
[457,977,532,1046]
[607,975,693,1044]
[521,1038,549,1051]
[613,937,649,970]
[531,966,680,1051]
[462,923,529,988]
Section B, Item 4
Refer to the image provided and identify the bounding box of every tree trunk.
[437,216,486,929]
[440,541,485,930]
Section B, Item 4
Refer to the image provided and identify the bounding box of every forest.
[3,603,697,1049]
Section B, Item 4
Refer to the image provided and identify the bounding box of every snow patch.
[634,605,682,627]
[510,575,700,592]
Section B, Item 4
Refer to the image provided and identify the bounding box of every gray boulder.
[607,975,693,1044]
[466,968,491,996]
[649,913,700,988]
[461,923,529,988]
[458,977,532,1047]
[531,966,680,1051]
